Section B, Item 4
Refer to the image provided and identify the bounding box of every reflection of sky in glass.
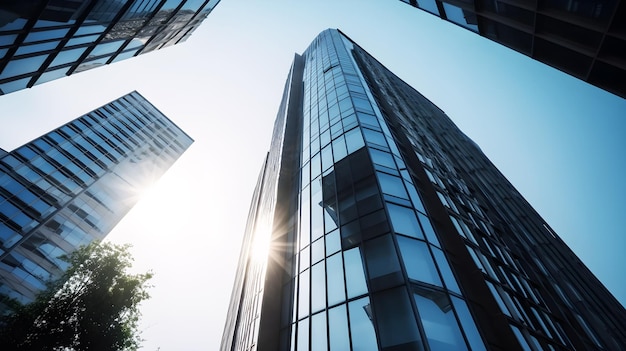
[443,3,479,31]
[419,0,440,15]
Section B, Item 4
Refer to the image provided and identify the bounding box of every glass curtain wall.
[286,29,486,351]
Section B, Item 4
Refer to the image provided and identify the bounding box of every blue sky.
[1,0,625,349]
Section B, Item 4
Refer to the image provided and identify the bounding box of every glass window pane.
[397,235,442,286]
[50,47,88,67]
[443,3,479,31]
[373,287,422,348]
[326,253,345,306]
[311,237,325,264]
[413,287,468,351]
[344,127,365,154]
[363,234,401,280]
[328,304,350,350]
[348,297,378,351]
[299,269,310,318]
[298,318,310,351]
[418,0,440,14]
[432,248,461,294]
[387,203,424,239]
[370,149,395,169]
[325,229,340,256]
[451,297,487,351]
[344,247,368,298]
[418,213,440,246]
[377,172,408,199]
[363,128,387,147]
[2,55,48,77]
[311,312,327,351]
[332,136,347,162]
[311,261,326,313]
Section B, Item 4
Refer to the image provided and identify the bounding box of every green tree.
[0,242,153,351]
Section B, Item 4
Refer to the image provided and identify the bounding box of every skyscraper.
[0,91,192,306]
[396,0,626,99]
[0,0,220,95]
[221,29,626,351]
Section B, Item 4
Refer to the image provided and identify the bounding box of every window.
[413,287,468,351]
[388,203,423,239]
[397,235,441,286]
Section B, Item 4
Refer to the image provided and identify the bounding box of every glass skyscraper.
[221,29,626,351]
[0,0,220,95]
[0,91,192,307]
[396,0,626,99]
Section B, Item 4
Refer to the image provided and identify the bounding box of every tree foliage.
[0,242,152,351]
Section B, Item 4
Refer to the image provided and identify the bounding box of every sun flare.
[250,226,272,262]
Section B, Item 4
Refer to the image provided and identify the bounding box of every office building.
[0,91,192,306]
[221,29,626,351]
[397,0,626,99]
[0,0,220,95]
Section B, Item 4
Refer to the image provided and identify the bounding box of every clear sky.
[1,1,625,350]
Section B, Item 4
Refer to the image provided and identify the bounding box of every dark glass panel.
[413,287,468,351]
[372,287,423,349]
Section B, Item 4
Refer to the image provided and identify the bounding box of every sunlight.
[250,225,272,263]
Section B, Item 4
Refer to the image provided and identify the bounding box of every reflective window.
[397,235,442,286]
[66,34,100,47]
[343,247,368,298]
[373,287,422,348]
[2,55,48,77]
[364,234,401,279]
[443,4,479,32]
[432,248,461,294]
[297,318,310,351]
[413,287,468,351]
[387,203,424,239]
[89,40,125,57]
[348,297,378,350]
[311,237,324,264]
[418,213,440,246]
[311,261,326,313]
[326,253,345,306]
[311,312,327,351]
[418,0,440,14]
[50,47,88,67]
[298,269,310,318]
[369,149,395,169]
[24,29,70,43]
[325,230,340,256]
[344,127,365,154]
[451,297,487,351]
[377,172,408,199]
[16,41,60,55]
[328,304,350,350]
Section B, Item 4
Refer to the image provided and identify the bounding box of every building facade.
[221,29,626,351]
[397,0,626,99]
[0,91,192,306]
[0,0,220,95]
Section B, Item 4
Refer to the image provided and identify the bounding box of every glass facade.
[397,0,626,99]
[0,91,192,307]
[0,0,221,95]
[221,29,626,351]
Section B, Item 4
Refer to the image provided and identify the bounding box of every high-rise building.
[0,0,220,95]
[221,29,626,351]
[0,91,192,306]
[396,0,626,99]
